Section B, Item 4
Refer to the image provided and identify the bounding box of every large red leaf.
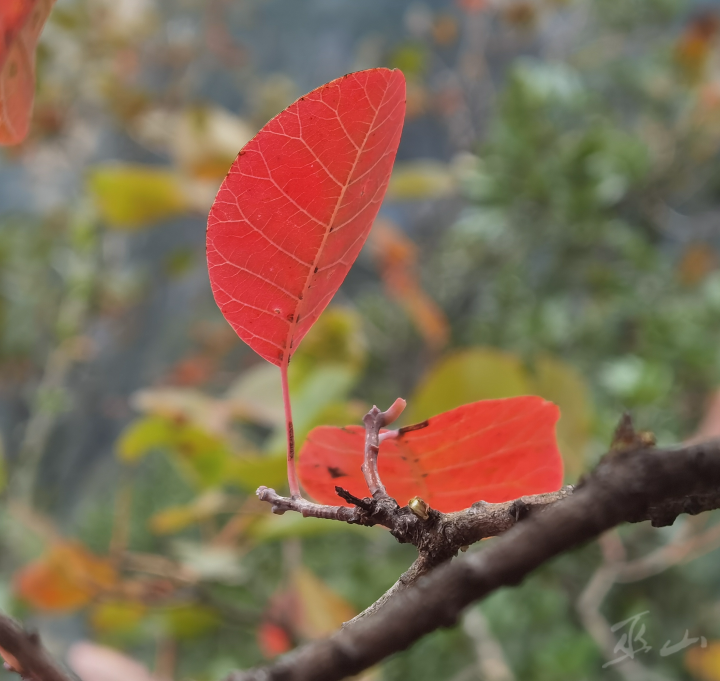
[0,0,54,145]
[207,69,406,366]
[298,397,563,513]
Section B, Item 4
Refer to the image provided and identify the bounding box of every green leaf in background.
[260,307,368,454]
[117,416,175,462]
[289,307,367,385]
[406,348,592,480]
[225,453,288,492]
[389,42,428,77]
[116,416,233,488]
[87,164,189,228]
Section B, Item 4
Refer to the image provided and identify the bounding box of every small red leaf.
[207,68,406,366]
[0,0,54,145]
[298,397,563,513]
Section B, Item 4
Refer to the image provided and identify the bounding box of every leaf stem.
[280,362,301,499]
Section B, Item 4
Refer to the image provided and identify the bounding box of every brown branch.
[360,398,406,497]
[227,437,720,681]
[0,615,73,681]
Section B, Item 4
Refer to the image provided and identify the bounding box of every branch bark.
[227,437,720,681]
[0,616,73,681]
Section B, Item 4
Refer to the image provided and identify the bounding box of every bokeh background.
[3,0,720,679]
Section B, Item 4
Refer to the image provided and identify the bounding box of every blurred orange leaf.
[14,542,117,612]
[674,11,720,83]
[678,243,717,286]
[372,219,449,350]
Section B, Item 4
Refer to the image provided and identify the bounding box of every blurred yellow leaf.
[160,603,220,639]
[686,639,720,681]
[387,161,456,200]
[89,600,147,635]
[390,43,428,77]
[14,542,117,612]
[149,490,231,535]
[225,453,288,491]
[406,348,529,423]
[87,164,189,229]
[528,355,592,480]
[291,567,356,639]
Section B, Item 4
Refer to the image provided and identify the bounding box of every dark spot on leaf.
[314,267,318,274]
[274,308,281,314]
[421,473,429,478]
[298,293,303,300]
[287,313,294,322]
[398,420,430,435]
[278,351,284,361]
[327,466,347,479]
